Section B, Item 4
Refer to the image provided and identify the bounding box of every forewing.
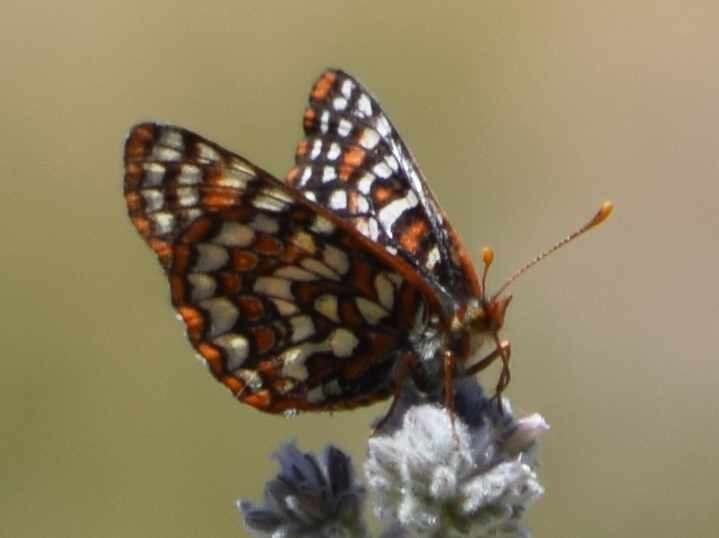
[124,123,433,413]
[287,69,481,314]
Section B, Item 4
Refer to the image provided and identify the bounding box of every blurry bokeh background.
[2,2,717,537]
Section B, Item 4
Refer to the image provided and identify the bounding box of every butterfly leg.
[443,350,460,441]
[371,352,417,435]
[462,339,512,412]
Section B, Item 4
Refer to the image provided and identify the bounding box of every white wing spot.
[333,97,348,111]
[290,315,315,343]
[199,297,238,337]
[214,222,254,247]
[187,273,217,302]
[323,245,349,275]
[196,142,220,162]
[357,173,375,195]
[216,169,250,190]
[310,139,322,160]
[373,162,392,179]
[298,166,312,187]
[320,110,330,134]
[307,385,325,403]
[274,265,319,281]
[251,213,279,234]
[376,115,392,137]
[158,128,184,150]
[272,298,299,316]
[426,246,441,270]
[329,189,347,210]
[337,119,352,137]
[176,187,199,207]
[322,166,337,183]
[178,163,201,185]
[310,215,335,235]
[301,258,340,280]
[329,328,359,358]
[327,142,341,161]
[385,155,399,172]
[378,191,419,233]
[341,78,355,98]
[213,333,249,370]
[291,231,317,255]
[254,277,293,300]
[324,379,342,396]
[152,146,182,161]
[357,195,370,213]
[314,294,340,323]
[253,194,289,212]
[280,347,310,381]
[357,94,373,116]
[141,189,164,211]
[359,128,380,150]
[375,273,395,310]
[142,163,165,186]
[194,243,229,272]
[150,212,175,235]
[356,297,387,325]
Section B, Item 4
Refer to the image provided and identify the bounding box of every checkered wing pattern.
[124,123,439,413]
[287,69,481,316]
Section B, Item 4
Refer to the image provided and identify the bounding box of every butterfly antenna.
[490,201,613,302]
[480,246,494,302]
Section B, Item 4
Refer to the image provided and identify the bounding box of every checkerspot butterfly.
[123,69,611,414]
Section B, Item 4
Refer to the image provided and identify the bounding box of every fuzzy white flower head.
[365,382,546,538]
[239,443,368,538]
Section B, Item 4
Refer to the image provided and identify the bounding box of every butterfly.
[123,69,610,415]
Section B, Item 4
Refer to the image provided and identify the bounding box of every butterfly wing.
[124,123,438,413]
[287,69,481,317]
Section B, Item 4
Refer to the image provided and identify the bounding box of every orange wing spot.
[311,71,336,101]
[131,216,151,237]
[169,274,187,306]
[282,243,305,264]
[181,217,212,243]
[295,140,309,157]
[217,271,242,294]
[222,374,244,395]
[178,305,204,333]
[124,192,142,212]
[149,239,172,264]
[254,233,284,256]
[303,106,316,129]
[252,326,276,354]
[202,191,236,209]
[124,162,143,186]
[398,218,428,254]
[339,164,355,182]
[243,389,272,409]
[287,166,301,185]
[373,185,394,204]
[197,342,223,377]
[231,249,258,272]
[343,146,366,167]
[238,295,264,321]
[125,125,154,158]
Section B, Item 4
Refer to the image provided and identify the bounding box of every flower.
[238,442,368,538]
[365,379,546,538]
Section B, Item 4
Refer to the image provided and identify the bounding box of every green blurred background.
[2,1,717,537]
